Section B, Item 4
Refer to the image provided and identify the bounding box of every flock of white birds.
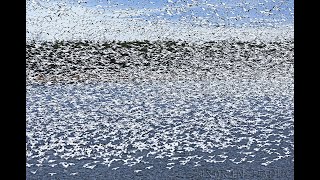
[26,0,293,179]
[26,78,293,178]
[26,0,293,42]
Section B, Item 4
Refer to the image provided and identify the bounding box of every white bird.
[166,166,174,169]
[60,162,68,168]
[193,161,201,167]
[145,166,153,169]
[49,164,57,167]
[30,169,38,174]
[233,160,242,164]
[83,163,96,169]
[48,173,56,176]
[261,161,272,166]
[213,159,226,163]
[76,156,86,160]
[112,167,119,170]
[167,162,175,166]
[204,159,215,163]
[127,162,138,167]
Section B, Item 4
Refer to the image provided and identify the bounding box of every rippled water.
[26,79,293,179]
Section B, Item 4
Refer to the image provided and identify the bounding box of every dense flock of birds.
[26,0,294,179]
[26,39,293,85]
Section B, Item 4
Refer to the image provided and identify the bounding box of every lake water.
[26,79,293,179]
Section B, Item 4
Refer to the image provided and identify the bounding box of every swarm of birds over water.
[26,0,294,179]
